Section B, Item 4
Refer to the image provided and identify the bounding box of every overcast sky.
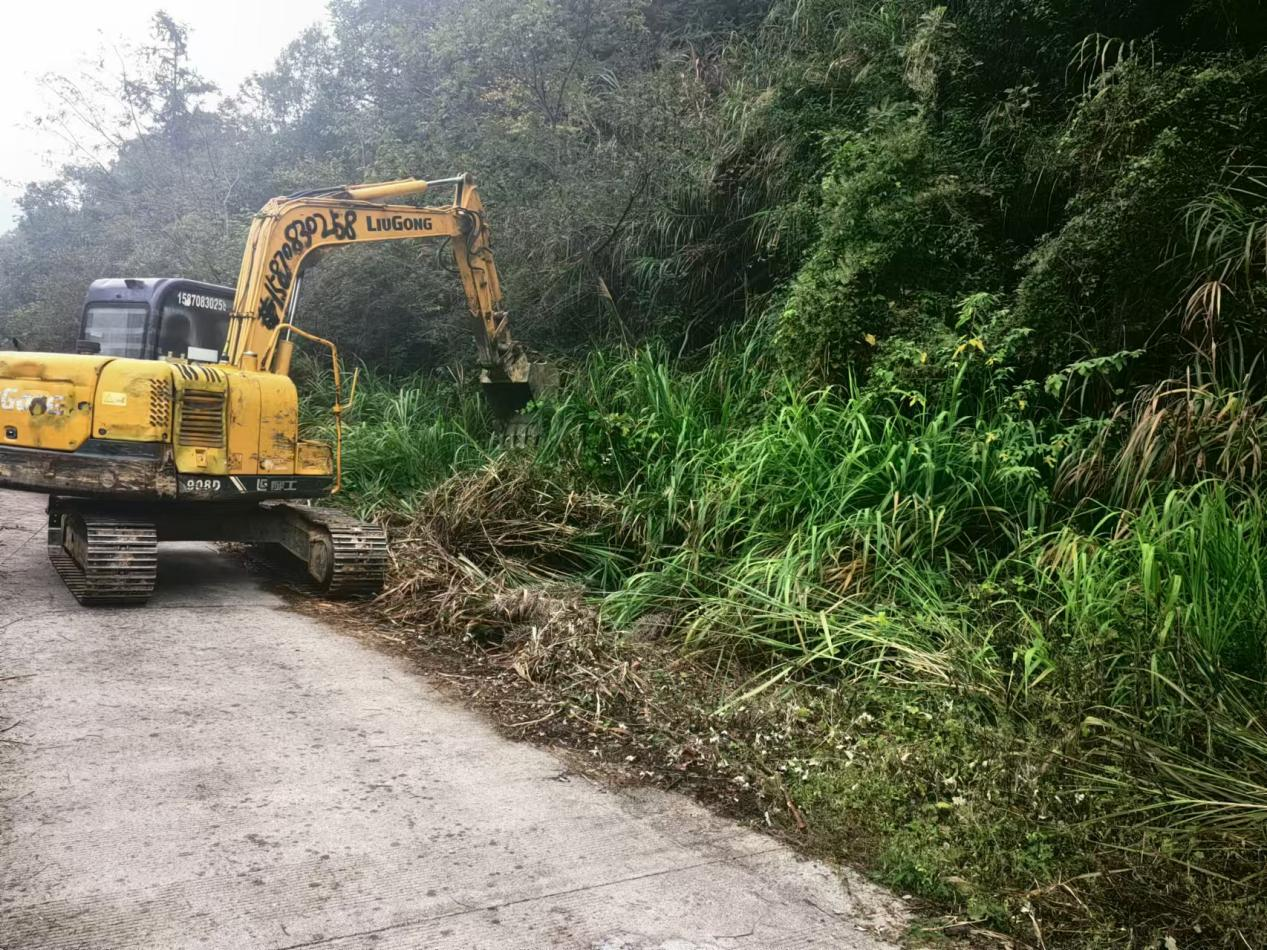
[0,0,330,230]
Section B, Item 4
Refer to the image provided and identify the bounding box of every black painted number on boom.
[258,210,359,328]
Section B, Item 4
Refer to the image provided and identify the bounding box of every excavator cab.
[79,278,233,363]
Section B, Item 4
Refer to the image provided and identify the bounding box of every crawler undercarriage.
[46,496,388,606]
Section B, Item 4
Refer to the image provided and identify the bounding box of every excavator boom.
[225,173,534,417]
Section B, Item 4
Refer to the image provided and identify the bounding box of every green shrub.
[773,111,1001,382]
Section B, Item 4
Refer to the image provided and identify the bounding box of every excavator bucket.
[482,360,559,446]
[481,380,534,421]
[481,360,558,419]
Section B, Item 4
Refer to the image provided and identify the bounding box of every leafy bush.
[774,110,1000,380]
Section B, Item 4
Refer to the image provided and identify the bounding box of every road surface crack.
[268,847,787,949]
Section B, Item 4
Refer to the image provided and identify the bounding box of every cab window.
[157,300,229,362]
[81,304,149,358]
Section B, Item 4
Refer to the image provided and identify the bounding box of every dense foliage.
[4,0,1267,945]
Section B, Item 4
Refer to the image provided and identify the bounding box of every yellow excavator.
[0,174,548,605]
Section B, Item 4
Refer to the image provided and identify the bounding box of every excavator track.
[48,513,158,606]
[270,502,388,599]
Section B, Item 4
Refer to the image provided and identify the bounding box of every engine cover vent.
[178,391,225,448]
[149,378,172,430]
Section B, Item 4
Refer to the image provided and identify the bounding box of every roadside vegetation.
[327,322,1267,947]
[4,0,1267,944]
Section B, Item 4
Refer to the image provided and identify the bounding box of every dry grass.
[1059,374,1267,505]
[371,460,649,702]
[341,461,842,858]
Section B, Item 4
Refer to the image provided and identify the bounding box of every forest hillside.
[3,2,1267,946]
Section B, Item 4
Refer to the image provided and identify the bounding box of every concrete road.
[0,488,905,950]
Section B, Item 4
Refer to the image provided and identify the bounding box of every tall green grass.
[329,332,1267,943]
[540,334,1267,941]
[303,362,493,516]
[331,331,1267,704]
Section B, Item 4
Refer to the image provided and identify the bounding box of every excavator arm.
[224,173,536,417]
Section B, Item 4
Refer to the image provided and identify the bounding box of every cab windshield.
[81,304,149,358]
